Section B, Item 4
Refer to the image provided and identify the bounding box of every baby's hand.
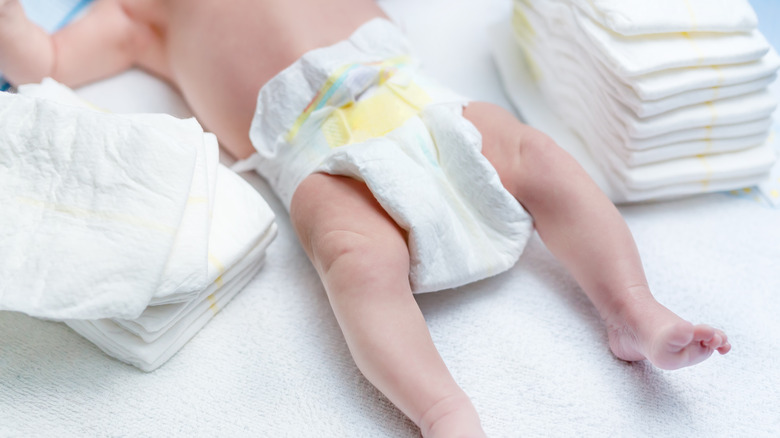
[0,0,17,12]
[0,0,23,21]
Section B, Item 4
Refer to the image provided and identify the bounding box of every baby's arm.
[0,0,157,87]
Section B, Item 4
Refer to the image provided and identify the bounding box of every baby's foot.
[606,297,731,370]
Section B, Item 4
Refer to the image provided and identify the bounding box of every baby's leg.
[290,173,485,438]
[464,102,731,370]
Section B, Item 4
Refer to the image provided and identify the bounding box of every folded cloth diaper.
[113,166,277,339]
[67,166,277,371]
[495,0,778,202]
[4,79,277,371]
[574,8,770,78]
[570,0,758,36]
[241,17,533,293]
[17,79,219,304]
[0,91,198,320]
[614,133,770,167]
[621,49,780,102]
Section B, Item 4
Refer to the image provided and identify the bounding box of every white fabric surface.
[248,18,532,293]
[1,1,779,437]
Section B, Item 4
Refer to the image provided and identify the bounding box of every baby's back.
[139,0,385,158]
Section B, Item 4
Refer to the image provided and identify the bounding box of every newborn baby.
[0,1,731,436]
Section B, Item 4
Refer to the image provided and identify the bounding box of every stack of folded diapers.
[0,80,277,371]
[509,0,779,202]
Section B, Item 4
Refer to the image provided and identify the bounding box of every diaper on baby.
[244,18,533,293]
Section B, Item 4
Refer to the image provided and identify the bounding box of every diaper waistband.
[250,18,413,158]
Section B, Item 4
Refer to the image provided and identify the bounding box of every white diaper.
[515,2,778,138]
[514,7,775,155]
[508,0,778,201]
[0,91,199,320]
[575,8,769,78]
[625,49,780,101]
[66,167,278,371]
[571,0,758,36]
[244,18,533,293]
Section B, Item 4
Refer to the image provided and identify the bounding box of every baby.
[0,0,731,436]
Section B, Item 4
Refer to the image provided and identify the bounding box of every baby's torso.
[119,0,386,158]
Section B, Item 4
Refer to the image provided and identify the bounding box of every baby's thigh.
[463,101,556,192]
[289,173,408,267]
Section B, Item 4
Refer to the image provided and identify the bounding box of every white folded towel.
[0,91,200,320]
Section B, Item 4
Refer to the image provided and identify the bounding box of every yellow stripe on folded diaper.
[683,0,699,32]
[698,104,718,190]
[15,197,177,235]
[681,32,705,67]
[206,293,219,316]
[711,65,725,100]
[208,252,226,289]
[705,101,718,126]
[511,2,535,39]
[696,154,713,190]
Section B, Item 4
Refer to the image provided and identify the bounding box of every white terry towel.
[0,91,200,320]
[571,0,758,36]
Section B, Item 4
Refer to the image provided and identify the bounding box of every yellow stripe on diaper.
[206,293,219,316]
[705,101,718,126]
[208,252,226,289]
[698,102,718,190]
[683,0,699,32]
[681,32,705,67]
[15,197,177,235]
[511,3,536,39]
[697,154,713,190]
[286,55,417,142]
[321,80,431,148]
